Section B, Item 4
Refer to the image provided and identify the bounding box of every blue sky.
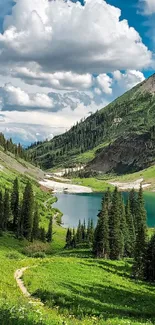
[0,0,154,145]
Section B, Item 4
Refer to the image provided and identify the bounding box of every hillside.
[28,73,155,172]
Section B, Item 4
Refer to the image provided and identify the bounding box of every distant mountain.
[27,73,155,173]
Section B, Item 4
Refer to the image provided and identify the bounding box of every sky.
[0,0,154,146]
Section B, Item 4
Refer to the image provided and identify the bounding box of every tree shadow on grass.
[32,281,155,323]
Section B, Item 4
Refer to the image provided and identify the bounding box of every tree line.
[0,178,53,243]
[65,219,94,248]
[0,132,31,162]
[65,186,155,282]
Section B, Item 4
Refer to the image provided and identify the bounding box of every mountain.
[28,73,155,173]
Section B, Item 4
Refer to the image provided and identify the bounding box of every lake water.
[53,192,155,228]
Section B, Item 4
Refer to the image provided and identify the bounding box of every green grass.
[72,177,114,192]
[23,255,155,325]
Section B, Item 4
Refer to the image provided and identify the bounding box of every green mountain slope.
[28,73,155,172]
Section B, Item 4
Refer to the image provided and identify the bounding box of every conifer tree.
[133,185,147,278]
[47,217,53,243]
[87,219,94,245]
[71,228,77,248]
[144,234,155,282]
[22,181,34,240]
[129,188,138,233]
[76,220,82,243]
[125,198,135,257]
[93,198,110,258]
[11,177,19,230]
[118,192,127,257]
[0,191,3,230]
[3,190,10,230]
[31,204,39,241]
[40,227,46,242]
[65,228,72,248]
[109,187,123,260]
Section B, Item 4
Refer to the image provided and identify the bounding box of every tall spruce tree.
[71,228,77,248]
[125,198,135,257]
[118,192,127,257]
[109,187,123,260]
[93,196,110,258]
[47,217,53,243]
[22,181,34,240]
[76,220,82,244]
[144,234,155,282]
[3,190,10,230]
[133,185,147,278]
[11,177,19,230]
[31,204,39,241]
[65,228,72,248]
[0,191,3,230]
[129,188,138,233]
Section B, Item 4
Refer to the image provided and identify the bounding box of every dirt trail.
[14,267,31,298]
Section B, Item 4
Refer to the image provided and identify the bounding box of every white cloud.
[0,0,151,76]
[0,83,54,110]
[140,0,155,15]
[12,65,93,90]
[113,70,145,91]
[96,74,113,94]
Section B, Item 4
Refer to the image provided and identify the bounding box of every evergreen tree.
[87,219,94,245]
[109,187,123,260]
[47,217,53,243]
[3,190,10,230]
[65,228,72,248]
[0,191,3,230]
[129,188,138,233]
[118,192,127,257]
[71,228,77,248]
[22,182,34,240]
[125,199,135,257]
[144,234,155,282]
[11,177,19,230]
[31,204,39,241]
[76,220,82,243]
[93,198,110,258]
[40,227,46,242]
[133,185,147,278]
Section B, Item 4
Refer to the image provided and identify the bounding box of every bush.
[22,241,52,257]
[6,252,21,260]
[31,252,46,258]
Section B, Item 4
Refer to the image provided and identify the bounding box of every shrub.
[22,241,52,257]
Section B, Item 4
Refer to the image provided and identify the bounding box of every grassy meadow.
[1,155,155,324]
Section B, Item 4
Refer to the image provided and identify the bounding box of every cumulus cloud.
[96,74,113,94]
[112,70,145,97]
[0,0,151,76]
[139,0,155,15]
[0,83,54,110]
[12,65,93,90]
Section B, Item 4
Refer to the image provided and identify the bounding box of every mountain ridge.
[27,73,155,173]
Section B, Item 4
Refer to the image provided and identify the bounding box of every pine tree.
[47,217,53,243]
[11,177,19,230]
[125,199,135,257]
[87,219,94,245]
[40,227,46,242]
[0,191,3,230]
[71,228,77,248]
[22,182,34,240]
[118,192,127,257]
[93,198,110,258]
[129,188,138,233]
[31,204,39,241]
[133,185,147,278]
[3,190,10,230]
[76,220,82,244]
[144,234,155,282]
[109,187,123,260]
[65,228,72,248]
